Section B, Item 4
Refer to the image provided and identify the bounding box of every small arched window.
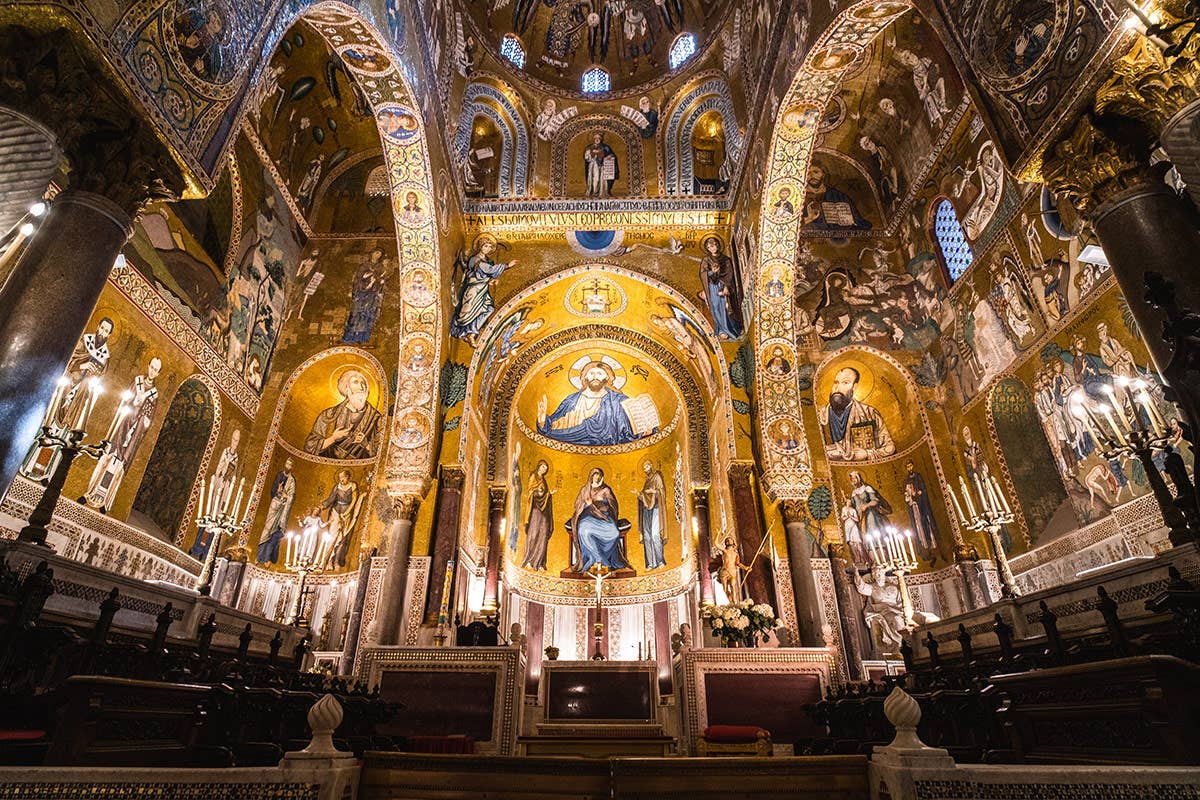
[500,34,526,68]
[933,198,974,283]
[581,66,611,94]
[669,33,697,68]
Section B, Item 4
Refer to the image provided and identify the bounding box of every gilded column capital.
[780,499,808,525]
[728,461,757,488]
[439,465,466,492]
[1094,35,1200,135]
[391,494,422,521]
[1042,113,1162,217]
[488,486,508,511]
[692,486,710,506]
[827,541,853,563]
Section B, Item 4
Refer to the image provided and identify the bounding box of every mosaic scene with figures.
[0,0,1199,794]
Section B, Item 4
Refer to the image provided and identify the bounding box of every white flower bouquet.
[701,599,778,647]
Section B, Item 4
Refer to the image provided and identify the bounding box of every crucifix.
[588,563,611,660]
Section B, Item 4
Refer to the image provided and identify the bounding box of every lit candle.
[905,530,916,563]
[993,478,1007,514]
[1102,385,1128,432]
[285,531,295,566]
[1116,0,1171,46]
[887,530,901,563]
[227,477,244,516]
[984,477,1001,515]
[105,396,130,442]
[74,378,94,431]
[973,474,991,514]
[42,378,66,427]
[1097,404,1128,445]
[1117,0,1154,28]
[959,475,977,517]
[1136,391,1163,435]
[1071,402,1101,443]
[949,487,967,525]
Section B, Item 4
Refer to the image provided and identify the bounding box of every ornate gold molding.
[1041,113,1162,216]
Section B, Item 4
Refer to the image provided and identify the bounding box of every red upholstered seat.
[703,725,769,743]
[0,730,46,741]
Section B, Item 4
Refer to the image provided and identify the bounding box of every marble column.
[339,551,375,674]
[727,462,776,609]
[374,494,421,645]
[425,466,465,625]
[0,190,133,490]
[692,487,715,606]
[828,544,867,681]
[481,486,506,615]
[780,500,821,646]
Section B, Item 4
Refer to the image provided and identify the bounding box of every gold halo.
[817,357,877,405]
[328,362,378,405]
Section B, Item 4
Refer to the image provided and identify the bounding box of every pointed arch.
[459,264,739,483]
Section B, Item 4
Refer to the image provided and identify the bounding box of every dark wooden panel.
[702,672,823,741]
[377,670,497,741]
[546,669,652,722]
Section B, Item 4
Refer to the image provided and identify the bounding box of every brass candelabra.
[865,526,919,629]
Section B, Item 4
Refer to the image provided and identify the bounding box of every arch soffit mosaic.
[251,2,443,498]
[754,0,935,501]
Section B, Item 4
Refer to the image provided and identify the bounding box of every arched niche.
[130,375,221,543]
[689,110,727,195]
[464,113,504,198]
[245,346,389,574]
[551,116,645,197]
[486,324,712,484]
[811,347,959,569]
[662,74,742,196]
[459,266,737,486]
[987,376,1067,551]
[453,78,531,197]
